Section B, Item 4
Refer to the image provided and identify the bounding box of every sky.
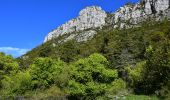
[0,0,139,57]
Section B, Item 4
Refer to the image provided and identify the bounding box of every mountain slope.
[17,19,170,98]
[6,0,170,99]
[18,0,170,67]
[18,20,170,68]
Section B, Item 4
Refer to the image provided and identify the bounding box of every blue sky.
[0,0,139,57]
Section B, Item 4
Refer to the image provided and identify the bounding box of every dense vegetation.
[0,20,170,99]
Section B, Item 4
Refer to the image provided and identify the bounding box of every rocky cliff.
[112,0,170,28]
[44,0,170,43]
[44,6,107,42]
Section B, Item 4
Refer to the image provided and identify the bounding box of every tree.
[29,57,67,89]
[0,71,31,95]
[142,43,170,94]
[59,40,79,63]
[128,42,170,95]
[0,52,19,88]
[68,53,126,99]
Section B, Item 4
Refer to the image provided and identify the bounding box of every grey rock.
[44,0,170,43]
[44,6,107,42]
[76,30,97,42]
[63,34,77,42]
[112,0,170,28]
[60,30,97,43]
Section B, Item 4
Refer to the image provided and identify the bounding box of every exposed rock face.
[56,30,97,43]
[44,0,170,43]
[112,0,170,28]
[76,30,97,42]
[145,0,169,14]
[44,6,107,42]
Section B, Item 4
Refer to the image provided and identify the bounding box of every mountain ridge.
[44,0,170,43]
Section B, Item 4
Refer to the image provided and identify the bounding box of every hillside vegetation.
[0,20,170,99]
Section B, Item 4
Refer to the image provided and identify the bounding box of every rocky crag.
[44,0,170,43]
[44,6,106,42]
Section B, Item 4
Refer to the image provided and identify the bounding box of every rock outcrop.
[44,6,107,42]
[112,0,170,28]
[44,0,170,43]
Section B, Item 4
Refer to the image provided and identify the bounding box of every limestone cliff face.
[44,6,107,42]
[44,0,170,43]
[113,0,170,28]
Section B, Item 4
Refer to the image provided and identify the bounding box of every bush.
[126,61,146,87]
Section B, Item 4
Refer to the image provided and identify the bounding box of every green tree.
[0,52,19,88]
[59,40,79,63]
[128,42,170,95]
[0,71,31,95]
[126,61,146,92]
[68,53,126,99]
[142,43,170,94]
[29,57,67,89]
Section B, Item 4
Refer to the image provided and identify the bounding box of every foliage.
[18,20,170,69]
[1,20,170,99]
[0,52,19,92]
[27,86,67,100]
[0,52,19,75]
[29,57,68,89]
[139,36,170,95]
[126,33,170,96]
[0,71,31,95]
[126,61,146,87]
[58,40,80,63]
[159,81,170,99]
[68,53,126,99]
